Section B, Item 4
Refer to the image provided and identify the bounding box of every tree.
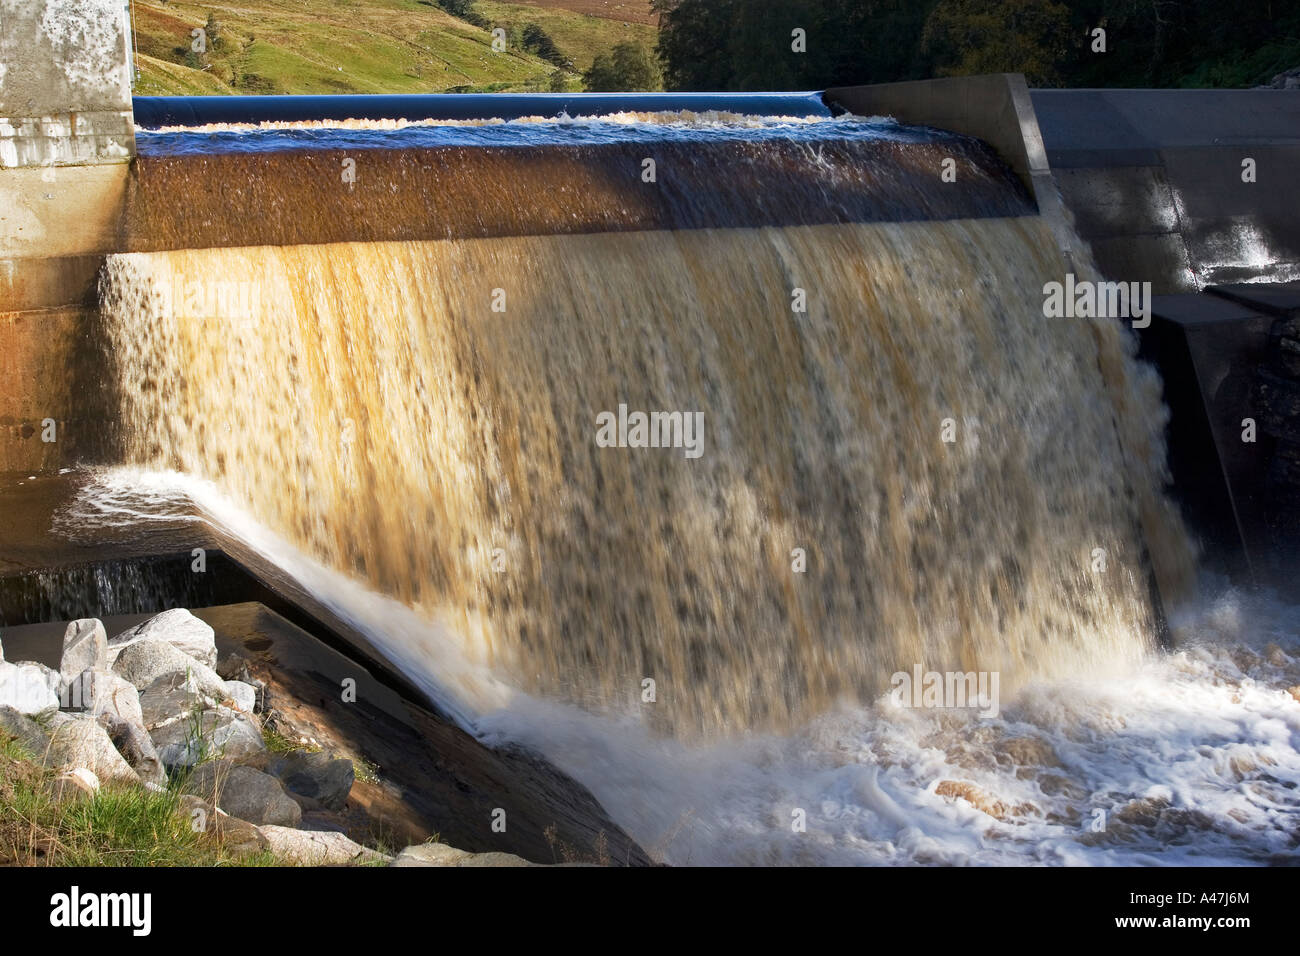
[652,0,938,91]
[651,0,1299,92]
[653,0,740,91]
[921,0,1073,86]
[584,41,660,91]
[522,23,566,68]
[204,12,223,50]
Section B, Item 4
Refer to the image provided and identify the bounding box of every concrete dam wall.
[0,0,135,472]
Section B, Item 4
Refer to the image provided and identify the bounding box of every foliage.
[652,0,1300,90]
[585,40,659,91]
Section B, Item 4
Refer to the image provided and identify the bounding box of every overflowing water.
[81,113,1298,863]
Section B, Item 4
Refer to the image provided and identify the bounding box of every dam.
[2,1,1299,867]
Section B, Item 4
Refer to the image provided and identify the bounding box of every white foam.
[64,467,1300,865]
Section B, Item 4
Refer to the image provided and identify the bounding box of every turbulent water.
[83,113,1300,863]
[64,469,1300,864]
[99,212,1192,736]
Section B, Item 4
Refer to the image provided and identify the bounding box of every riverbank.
[1,601,650,866]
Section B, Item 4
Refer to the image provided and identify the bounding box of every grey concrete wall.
[1031,90,1300,294]
[826,81,1300,295]
[824,75,1088,273]
[0,0,135,167]
[1,0,135,473]
[827,74,1045,200]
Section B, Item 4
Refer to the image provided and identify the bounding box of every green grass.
[0,734,278,866]
[354,756,381,784]
[260,723,315,755]
[476,0,658,73]
[128,0,598,95]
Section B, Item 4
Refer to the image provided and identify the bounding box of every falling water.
[96,116,1196,737]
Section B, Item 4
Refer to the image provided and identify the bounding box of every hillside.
[128,0,655,96]
[477,1,656,73]
[507,0,656,25]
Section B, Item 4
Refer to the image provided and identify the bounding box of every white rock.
[258,826,390,866]
[62,668,145,727]
[60,619,108,683]
[109,609,217,668]
[52,767,101,801]
[0,660,60,715]
[113,639,227,699]
[223,680,258,715]
[389,843,533,867]
[44,713,140,784]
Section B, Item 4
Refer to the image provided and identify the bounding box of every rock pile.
[0,609,535,866]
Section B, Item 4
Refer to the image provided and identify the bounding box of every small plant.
[261,724,298,754]
[354,756,380,785]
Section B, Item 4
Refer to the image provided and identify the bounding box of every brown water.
[98,209,1195,736]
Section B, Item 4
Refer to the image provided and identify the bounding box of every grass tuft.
[0,733,278,867]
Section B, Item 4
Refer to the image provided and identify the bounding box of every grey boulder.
[100,713,166,787]
[0,705,50,756]
[268,750,355,810]
[390,843,533,867]
[150,703,265,770]
[258,826,390,866]
[109,609,217,668]
[61,668,145,727]
[113,639,228,700]
[44,713,139,784]
[59,619,108,684]
[223,680,258,716]
[183,760,302,828]
[177,794,269,857]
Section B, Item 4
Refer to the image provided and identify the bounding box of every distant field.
[476,0,657,72]
[128,0,598,95]
[508,0,657,26]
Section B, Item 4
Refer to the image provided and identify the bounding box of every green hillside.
[128,0,643,95]
[476,1,656,73]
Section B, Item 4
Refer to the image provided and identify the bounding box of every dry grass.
[510,0,657,25]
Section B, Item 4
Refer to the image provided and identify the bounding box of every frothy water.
[64,469,1300,864]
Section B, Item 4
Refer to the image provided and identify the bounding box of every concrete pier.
[1031,90,1300,294]
[0,0,134,472]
